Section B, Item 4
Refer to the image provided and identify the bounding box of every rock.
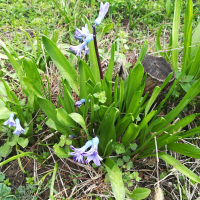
[141,55,175,94]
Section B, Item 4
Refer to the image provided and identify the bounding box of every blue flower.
[70,140,92,164]
[3,113,16,127]
[75,98,86,108]
[71,26,93,58]
[82,136,103,166]
[74,24,90,41]
[13,118,25,136]
[95,2,110,26]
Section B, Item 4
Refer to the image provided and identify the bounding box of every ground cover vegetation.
[0,0,200,199]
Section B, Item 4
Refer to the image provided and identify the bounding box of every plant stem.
[93,26,103,79]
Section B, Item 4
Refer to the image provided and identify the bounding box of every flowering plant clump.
[70,137,102,166]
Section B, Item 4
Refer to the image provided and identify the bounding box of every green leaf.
[104,158,125,200]
[99,108,119,156]
[159,153,200,183]
[0,139,12,157]
[22,58,41,91]
[182,0,193,71]
[172,0,182,71]
[145,86,161,116]
[0,183,11,198]
[122,123,139,147]
[2,46,24,86]
[84,16,100,83]
[154,78,200,131]
[42,35,78,94]
[56,108,77,129]
[53,144,70,158]
[190,19,200,63]
[68,113,86,129]
[18,138,29,148]
[116,114,133,140]
[167,143,200,159]
[79,61,88,99]
[127,188,151,200]
[105,43,115,81]
[23,77,42,97]
[156,24,164,57]
[134,40,148,67]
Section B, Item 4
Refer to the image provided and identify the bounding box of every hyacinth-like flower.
[74,24,90,41]
[13,119,26,136]
[84,45,89,55]
[82,137,103,166]
[3,113,16,127]
[70,140,92,164]
[75,98,86,108]
[95,2,110,26]
[70,34,93,58]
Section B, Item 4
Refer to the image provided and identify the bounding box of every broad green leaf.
[84,16,100,83]
[18,138,29,148]
[127,188,151,200]
[190,20,200,63]
[42,35,78,94]
[23,77,42,97]
[46,118,71,136]
[22,58,41,91]
[38,98,57,122]
[159,153,200,183]
[0,139,12,157]
[182,0,193,71]
[10,91,25,124]
[1,79,12,100]
[154,78,200,131]
[189,43,200,78]
[68,113,86,128]
[134,40,148,67]
[116,114,133,140]
[63,84,75,114]
[126,63,144,107]
[2,46,24,86]
[172,0,181,71]
[156,24,164,57]
[56,108,77,128]
[79,61,88,99]
[122,123,140,147]
[81,60,96,84]
[38,98,71,135]
[104,158,125,200]
[167,143,200,159]
[145,86,161,116]
[0,107,12,120]
[99,108,119,156]
[105,43,115,81]
[53,144,70,158]
[21,29,36,57]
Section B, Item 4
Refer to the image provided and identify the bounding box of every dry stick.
[93,26,103,79]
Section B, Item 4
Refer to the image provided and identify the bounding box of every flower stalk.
[93,26,103,79]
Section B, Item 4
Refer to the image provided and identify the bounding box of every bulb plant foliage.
[1,0,200,199]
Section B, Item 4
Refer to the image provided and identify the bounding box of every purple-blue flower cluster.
[95,2,110,26]
[70,24,93,58]
[70,136,103,166]
[70,2,109,58]
[3,113,25,136]
[75,98,86,108]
